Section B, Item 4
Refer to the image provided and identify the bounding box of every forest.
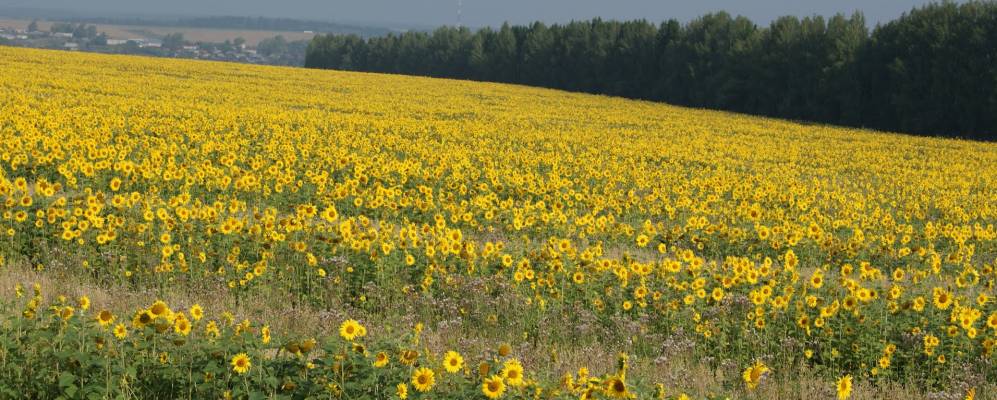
[305,1,996,140]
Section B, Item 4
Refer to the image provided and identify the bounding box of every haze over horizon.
[1,0,961,29]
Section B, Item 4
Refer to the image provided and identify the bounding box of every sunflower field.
[0,46,995,399]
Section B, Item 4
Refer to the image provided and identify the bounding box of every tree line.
[305,1,996,141]
[47,22,99,40]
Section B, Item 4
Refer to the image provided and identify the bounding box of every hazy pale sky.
[13,0,952,28]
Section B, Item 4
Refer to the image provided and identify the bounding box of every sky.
[4,0,954,29]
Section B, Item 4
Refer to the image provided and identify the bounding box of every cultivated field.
[0,46,995,399]
[0,18,313,45]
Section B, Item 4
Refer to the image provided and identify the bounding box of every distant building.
[63,42,79,50]
[53,32,73,38]
[106,39,129,46]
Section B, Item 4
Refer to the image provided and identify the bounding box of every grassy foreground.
[0,46,995,399]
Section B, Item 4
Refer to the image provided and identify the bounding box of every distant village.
[0,21,308,66]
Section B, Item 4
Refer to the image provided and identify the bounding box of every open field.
[0,18,314,45]
[0,46,995,399]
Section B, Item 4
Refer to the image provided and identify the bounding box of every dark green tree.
[162,33,186,51]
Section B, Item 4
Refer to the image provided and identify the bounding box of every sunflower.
[443,350,464,373]
[411,367,435,392]
[399,349,419,365]
[373,352,389,367]
[320,206,339,223]
[933,287,953,310]
[97,310,115,327]
[809,271,824,289]
[59,306,74,321]
[231,353,252,374]
[497,343,512,357]
[500,359,524,386]
[113,323,128,339]
[301,338,318,353]
[206,321,221,338]
[396,383,408,399]
[149,300,171,319]
[478,361,492,377]
[836,375,852,400]
[604,375,630,398]
[173,315,192,336]
[711,287,724,302]
[742,360,769,390]
[339,319,365,341]
[482,375,506,399]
